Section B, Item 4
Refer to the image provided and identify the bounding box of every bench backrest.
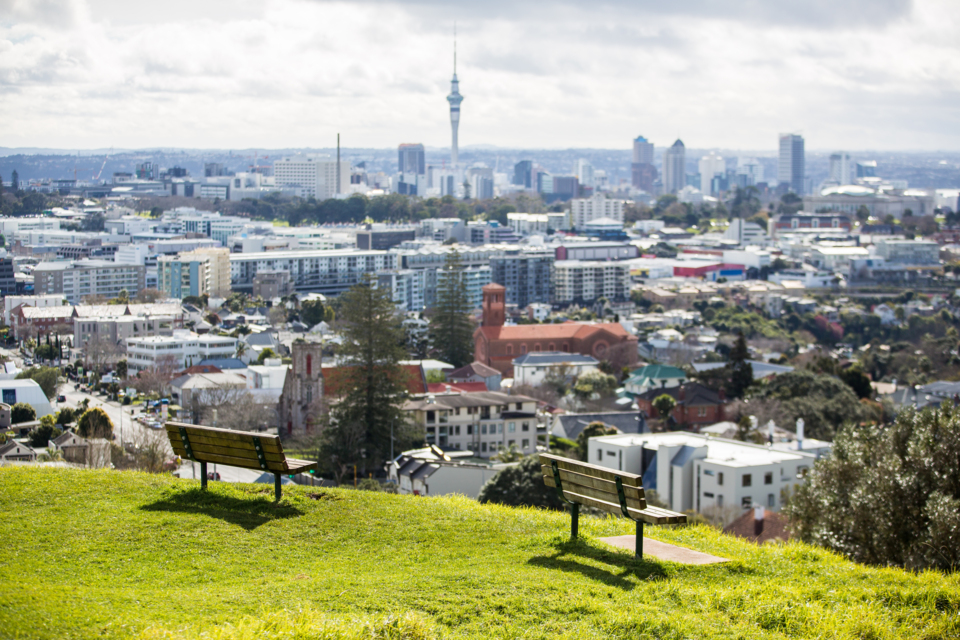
[165,421,291,474]
[539,452,647,514]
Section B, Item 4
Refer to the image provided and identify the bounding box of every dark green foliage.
[76,407,114,439]
[256,348,278,364]
[575,422,618,460]
[115,359,128,380]
[56,407,75,425]
[428,249,475,368]
[728,332,754,399]
[10,402,36,424]
[709,307,787,339]
[839,364,872,399]
[478,456,566,510]
[785,406,960,570]
[749,370,863,440]
[16,366,59,400]
[652,394,676,419]
[300,299,327,327]
[27,423,62,448]
[33,343,57,361]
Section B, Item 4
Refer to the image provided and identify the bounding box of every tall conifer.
[429,249,475,368]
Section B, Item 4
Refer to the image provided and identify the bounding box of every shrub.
[56,407,75,425]
[76,407,114,439]
[10,402,36,424]
[27,423,62,448]
[478,456,566,510]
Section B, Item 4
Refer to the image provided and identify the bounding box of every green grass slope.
[1,468,958,640]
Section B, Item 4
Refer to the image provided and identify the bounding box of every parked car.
[57,395,66,403]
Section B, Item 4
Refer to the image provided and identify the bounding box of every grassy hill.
[1,468,958,640]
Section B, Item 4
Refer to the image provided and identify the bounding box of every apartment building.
[34,260,146,303]
[158,253,212,299]
[229,249,397,295]
[551,261,630,305]
[874,239,939,265]
[402,391,541,457]
[489,247,554,308]
[181,247,231,296]
[570,194,627,230]
[3,294,66,325]
[274,156,350,200]
[125,330,238,373]
[588,432,819,516]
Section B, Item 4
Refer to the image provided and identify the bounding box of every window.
[481,424,487,435]
[718,495,724,507]
[703,492,715,498]
[742,496,752,508]
[797,466,809,478]
[742,474,752,487]
[522,422,529,432]
[508,422,516,433]
[426,411,435,423]
[481,443,487,452]
[497,424,503,434]
[466,425,473,435]
[768,494,775,507]
[764,472,773,485]
[515,403,522,410]
[506,345,514,355]
[520,345,527,354]
[718,472,724,486]
[697,407,707,417]
[2,389,15,405]
[597,450,602,461]
[490,443,498,451]
[522,439,529,449]
[306,354,312,376]
[704,469,715,476]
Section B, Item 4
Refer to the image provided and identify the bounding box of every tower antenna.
[454,22,457,75]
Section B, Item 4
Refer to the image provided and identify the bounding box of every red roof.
[322,364,427,398]
[427,381,488,394]
[476,321,635,342]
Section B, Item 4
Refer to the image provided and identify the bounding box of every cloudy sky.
[1,0,957,151]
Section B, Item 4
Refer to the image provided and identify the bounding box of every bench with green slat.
[539,452,687,558]
[166,421,316,501]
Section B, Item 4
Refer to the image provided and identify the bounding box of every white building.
[569,195,627,230]
[230,249,397,296]
[588,432,819,516]
[552,260,630,305]
[388,448,511,498]
[512,351,598,387]
[125,330,237,373]
[723,220,768,246]
[874,239,939,265]
[699,152,725,195]
[34,260,146,303]
[507,212,549,236]
[0,379,54,417]
[274,156,351,200]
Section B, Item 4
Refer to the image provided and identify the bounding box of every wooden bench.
[539,452,687,558]
[165,421,316,501]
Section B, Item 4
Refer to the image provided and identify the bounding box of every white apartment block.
[274,156,351,200]
[34,260,146,303]
[180,247,231,297]
[229,249,398,296]
[588,432,820,516]
[0,217,60,241]
[552,261,630,304]
[125,330,238,373]
[402,392,541,457]
[570,195,626,230]
[874,239,940,265]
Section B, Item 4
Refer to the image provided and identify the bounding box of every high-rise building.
[513,160,533,188]
[574,159,594,189]
[398,144,426,175]
[856,161,877,179]
[699,152,725,195]
[274,156,350,200]
[631,136,656,192]
[662,139,686,195]
[446,40,464,167]
[829,152,852,185]
[778,134,805,195]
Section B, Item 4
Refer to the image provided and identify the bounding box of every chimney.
[796,418,804,450]
[768,420,775,444]
[754,505,765,537]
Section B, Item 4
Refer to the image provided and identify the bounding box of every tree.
[572,370,617,400]
[838,364,872,400]
[478,456,566,510]
[16,367,60,400]
[56,407,76,426]
[28,422,62,448]
[301,299,327,327]
[325,276,415,478]
[748,370,863,441]
[115,359,128,381]
[10,402,36,424]
[575,421,618,460]
[235,342,249,360]
[83,334,122,372]
[785,406,960,571]
[429,249,475,368]
[256,348,278,364]
[76,407,114,439]
[727,331,754,399]
[652,394,677,421]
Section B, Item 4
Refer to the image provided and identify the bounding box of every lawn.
[1,467,958,640]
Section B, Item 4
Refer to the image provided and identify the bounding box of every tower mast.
[446,25,463,168]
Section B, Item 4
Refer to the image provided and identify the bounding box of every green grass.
[2,468,958,640]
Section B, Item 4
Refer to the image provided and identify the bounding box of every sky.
[1,0,958,152]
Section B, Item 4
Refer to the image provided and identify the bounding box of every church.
[473,284,638,377]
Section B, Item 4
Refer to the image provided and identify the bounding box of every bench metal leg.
[274,473,281,502]
[571,502,580,539]
[200,462,207,490]
[636,520,643,559]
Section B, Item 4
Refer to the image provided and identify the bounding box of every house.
[873,303,898,325]
[168,372,248,422]
[634,382,727,425]
[446,362,502,391]
[50,431,111,467]
[550,411,644,441]
[473,284,637,377]
[623,364,687,396]
[587,432,819,517]
[387,447,511,498]
[0,440,37,462]
[723,505,791,544]
[402,391,540,457]
[512,351,599,387]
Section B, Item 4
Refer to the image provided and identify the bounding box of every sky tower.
[446,30,463,167]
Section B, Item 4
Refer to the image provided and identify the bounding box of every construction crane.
[93,150,111,181]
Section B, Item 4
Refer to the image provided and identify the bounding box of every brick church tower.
[277,339,324,437]
[481,283,506,327]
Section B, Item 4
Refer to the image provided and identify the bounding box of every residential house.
[512,351,599,387]
[623,364,687,396]
[550,411,645,441]
[446,362,502,391]
[634,382,727,425]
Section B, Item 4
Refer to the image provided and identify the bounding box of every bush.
[10,402,36,424]
[122,395,131,405]
[56,407,75,425]
[748,370,863,441]
[478,456,566,510]
[27,423,62,447]
[356,478,382,492]
[785,405,960,570]
[16,366,59,400]
[76,407,114,439]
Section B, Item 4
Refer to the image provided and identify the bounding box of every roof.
[51,431,88,448]
[404,391,536,412]
[170,372,247,389]
[196,358,247,370]
[692,360,794,378]
[427,382,489,394]
[447,362,500,380]
[513,351,599,367]
[175,365,224,376]
[627,364,687,387]
[723,508,791,544]
[636,382,723,407]
[476,321,634,343]
[17,305,75,320]
[553,411,643,440]
[593,432,815,467]
[323,363,427,397]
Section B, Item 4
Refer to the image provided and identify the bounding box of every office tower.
[856,160,877,178]
[574,159,594,189]
[398,144,426,175]
[631,136,657,191]
[778,133,805,194]
[699,152,725,195]
[513,160,533,188]
[662,139,686,194]
[736,157,764,187]
[829,152,852,184]
[274,156,350,200]
[446,38,464,167]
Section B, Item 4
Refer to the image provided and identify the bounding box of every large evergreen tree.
[429,249,475,368]
[325,276,415,480]
[727,331,753,399]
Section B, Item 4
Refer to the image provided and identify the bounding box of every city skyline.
[1,0,958,151]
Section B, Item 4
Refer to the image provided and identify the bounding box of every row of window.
[702,492,778,509]
[702,467,808,486]
[425,421,531,437]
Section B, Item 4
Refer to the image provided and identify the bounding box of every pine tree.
[326,275,415,478]
[727,331,753,399]
[10,170,18,192]
[429,249,475,368]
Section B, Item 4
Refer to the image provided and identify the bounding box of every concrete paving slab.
[597,535,729,565]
